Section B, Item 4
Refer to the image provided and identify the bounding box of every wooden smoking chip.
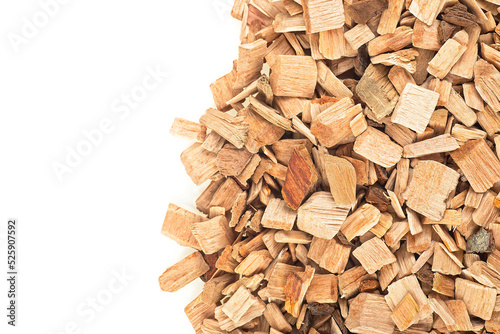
[403,134,460,158]
[345,293,395,334]
[403,160,459,221]
[282,146,320,210]
[234,39,267,90]
[409,0,447,25]
[391,83,440,134]
[297,191,349,239]
[261,198,297,231]
[311,98,361,148]
[210,67,243,112]
[474,58,500,112]
[427,30,469,79]
[340,203,382,241]
[353,236,397,274]
[159,252,209,292]
[270,55,318,98]
[391,293,420,331]
[371,49,419,74]
[302,0,345,33]
[324,155,356,207]
[180,143,219,186]
[161,203,205,250]
[248,96,294,132]
[284,265,315,317]
[455,277,496,320]
[191,215,236,255]
[356,64,399,121]
[353,126,403,168]
[450,139,500,193]
[308,236,351,274]
[367,26,413,57]
[200,109,249,149]
[170,117,206,143]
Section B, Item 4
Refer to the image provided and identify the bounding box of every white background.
[0,1,240,333]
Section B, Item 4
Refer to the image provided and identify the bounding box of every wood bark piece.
[341,203,382,241]
[353,236,397,274]
[324,155,356,207]
[391,83,440,134]
[297,191,350,239]
[356,64,399,120]
[403,160,460,221]
[282,146,320,210]
[270,55,318,98]
[302,0,345,33]
[450,139,500,193]
[159,252,209,292]
[353,126,403,168]
[200,109,249,149]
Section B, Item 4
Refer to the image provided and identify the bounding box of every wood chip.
[159,252,209,292]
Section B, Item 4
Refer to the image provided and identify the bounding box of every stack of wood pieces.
[160,0,500,333]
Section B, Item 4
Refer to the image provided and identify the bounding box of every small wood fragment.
[159,252,209,292]
[282,146,320,210]
[353,236,397,274]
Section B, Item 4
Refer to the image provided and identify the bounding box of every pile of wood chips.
[159,0,500,333]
